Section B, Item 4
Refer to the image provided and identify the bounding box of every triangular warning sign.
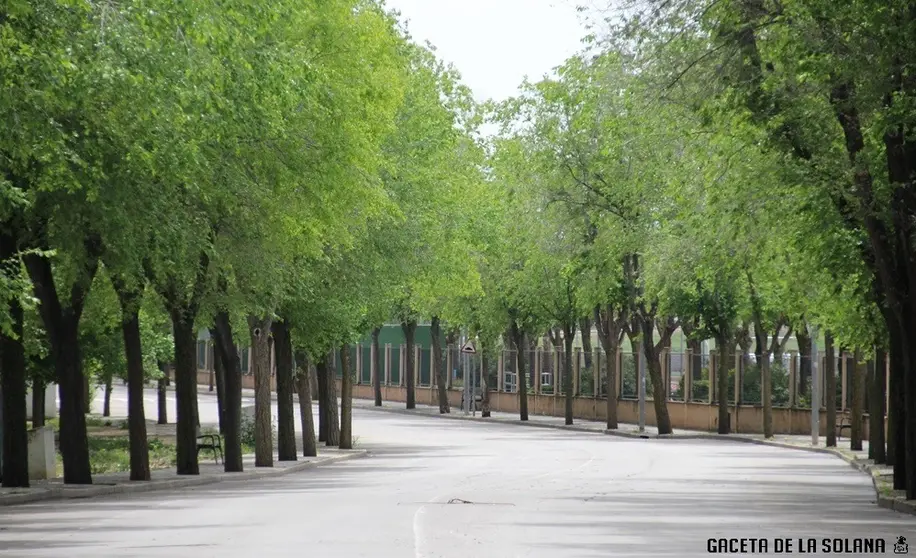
[460,341,476,354]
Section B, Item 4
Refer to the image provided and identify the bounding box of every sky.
[384,0,591,104]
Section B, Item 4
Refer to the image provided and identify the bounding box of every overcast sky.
[384,0,590,103]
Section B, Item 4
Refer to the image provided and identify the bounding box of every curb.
[0,450,366,508]
[355,402,916,516]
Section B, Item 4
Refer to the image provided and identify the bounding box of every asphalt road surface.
[0,387,911,557]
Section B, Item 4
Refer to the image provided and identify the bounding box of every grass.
[36,416,265,477]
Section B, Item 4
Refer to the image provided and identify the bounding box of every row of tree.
[0,0,489,488]
[438,0,913,500]
[4,0,915,504]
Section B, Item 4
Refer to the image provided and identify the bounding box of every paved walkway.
[344,395,916,514]
[0,411,364,507]
[3,394,911,558]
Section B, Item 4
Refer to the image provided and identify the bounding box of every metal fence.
[196,339,878,413]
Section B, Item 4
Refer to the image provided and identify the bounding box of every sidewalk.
[0,412,365,507]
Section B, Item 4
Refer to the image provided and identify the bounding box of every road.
[0,387,911,557]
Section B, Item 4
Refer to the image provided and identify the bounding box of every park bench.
[196,425,223,464]
[836,412,853,440]
[460,388,483,411]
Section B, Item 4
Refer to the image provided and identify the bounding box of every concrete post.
[709,350,717,404]
[637,347,646,432]
[615,348,622,400]
[685,348,694,403]
[446,348,452,389]
[788,350,798,408]
[414,344,420,387]
[370,342,377,389]
[594,349,601,397]
[384,344,391,387]
[399,344,406,387]
[534,348,541,395]
[573,348,580,397]
[355,344,362,385]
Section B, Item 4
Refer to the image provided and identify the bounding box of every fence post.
[709,350,718,404]
[594,348,601,398]
[685,348,693,403]
[383,343,390,387]
[573,347,581,397]
[615,347,623,400]
[414,344,420,388]
[788,350,798,408]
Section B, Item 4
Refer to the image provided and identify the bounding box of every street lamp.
[809,323,820,446]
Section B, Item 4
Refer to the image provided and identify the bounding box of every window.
[504,371,517,393]
[241,348,250,374]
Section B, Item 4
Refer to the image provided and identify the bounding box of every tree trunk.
[639,316,673,435]
[595,305,624,430]
[25,253,95,484]
[317,358,329,442]
[579,317,593,372]
[480,351,491,417]
[752,320,773,438]
[339,345,353,449]
[171,314,200,475]
[31,380,46,429]
[103,375,113,417]
[1,295,29,488]
[372,327,382,407]
[851,348,866,451]
[402,320,417,409]
[272,320,296,461]
[295,352,317,457]
[212,314,243,473]
[324,350,340,446]
[887,325,905,488]
[563,324,575,426]
[431,317,449,413]
[796,327,812,399]
[248,315,273,468]
[824,331,836,447]
[510,321,528,421]
[716,336,731,434]
[761,354,773,439]
[122,308,150,481]
[870,348,887,463]
[83,373,91,415]
[210,330,227,435]
[157,366,168,425]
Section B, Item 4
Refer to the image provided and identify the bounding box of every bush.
[675,362,791,406]
[240,413,278,447]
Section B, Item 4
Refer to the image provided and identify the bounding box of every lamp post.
[809,323,820,446]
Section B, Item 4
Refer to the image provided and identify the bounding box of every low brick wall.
[341,382,873,439]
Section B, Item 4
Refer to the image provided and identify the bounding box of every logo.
[894,536,908,555]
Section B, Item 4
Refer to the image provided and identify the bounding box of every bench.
[196,426,223,464]
[836,412,852,440]
[460,389,483,411]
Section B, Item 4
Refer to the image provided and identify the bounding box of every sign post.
[461,341,476,415]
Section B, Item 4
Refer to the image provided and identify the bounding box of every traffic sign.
[460,341,476,354]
